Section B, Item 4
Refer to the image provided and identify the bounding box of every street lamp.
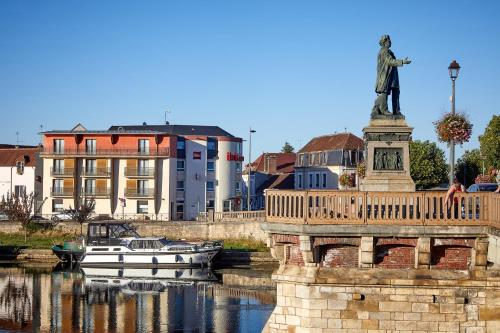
[448,60,461,185]
[247,128,256,211]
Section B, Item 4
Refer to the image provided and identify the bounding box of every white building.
[0,145,41,203]
[295,133,364,190]
[40,124,243,220]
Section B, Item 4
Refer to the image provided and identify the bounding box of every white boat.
[79,222,223,268]
[81,267,219,293]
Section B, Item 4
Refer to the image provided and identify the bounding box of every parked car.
[0,213,8,221]
[467,183,498,192]
[51,210,75,221]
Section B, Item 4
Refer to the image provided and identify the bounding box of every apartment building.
[295,132,364,190]
[40,123,243,220]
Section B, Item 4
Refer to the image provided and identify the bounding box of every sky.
[0,1,499,160]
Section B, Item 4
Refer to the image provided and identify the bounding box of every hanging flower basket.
[339,173,355,188]
[434,112,472,145]
[357,161,366,179]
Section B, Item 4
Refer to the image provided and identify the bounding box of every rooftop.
[248,152,296,174]
[0,147,38,167]
[298,132,363,153]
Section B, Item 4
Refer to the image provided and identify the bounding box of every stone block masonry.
[264,265,500,333]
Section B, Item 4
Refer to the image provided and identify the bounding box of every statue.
[395,151,402,170]
[371,35,411,118]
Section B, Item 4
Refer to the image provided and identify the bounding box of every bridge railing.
[266,190,499,226]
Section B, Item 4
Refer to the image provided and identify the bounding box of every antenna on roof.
[15,131,23,147]
[164,109,172,125]
[344,127,347,133]
[39,125,43,145]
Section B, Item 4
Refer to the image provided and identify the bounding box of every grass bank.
[0,232,268,252]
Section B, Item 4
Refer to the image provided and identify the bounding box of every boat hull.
[52,245,84,262]
[80,248,220,268]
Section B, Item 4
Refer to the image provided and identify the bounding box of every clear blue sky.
[1,1,498,159]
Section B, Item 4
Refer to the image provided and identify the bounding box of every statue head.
[379,35,391,47]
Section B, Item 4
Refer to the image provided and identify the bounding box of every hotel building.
[40,123,243,220]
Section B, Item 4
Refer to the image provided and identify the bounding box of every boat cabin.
[87,222,140,246]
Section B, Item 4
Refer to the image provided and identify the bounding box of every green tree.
[409,140,448,189]
[281,142,295,153]
[479,115,500,169]
[455,149,482,187]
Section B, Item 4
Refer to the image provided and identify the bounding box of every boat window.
[109,224,139,238]
[89,225,108,238]
[129,239,165,249]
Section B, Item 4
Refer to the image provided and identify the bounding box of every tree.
[479,115,500,169]
[455,149,482,188]
[69,197,96,235]
[409,140,448,190]
[281,142,295,153]
[0,192,35,242]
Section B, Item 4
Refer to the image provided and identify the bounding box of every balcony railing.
[265,190,500,227]
[41,147,170,157]
[82,187,111,198]
[50,187,74,197]
[125,167,155,178]
[124,188,155,198]
[50,167,74,177]
[82,167,111,177]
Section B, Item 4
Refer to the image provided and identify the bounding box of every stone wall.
[264,265,500,333]
[0,220,267,242]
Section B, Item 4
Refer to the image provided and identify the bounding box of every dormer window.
[16,161,24,175]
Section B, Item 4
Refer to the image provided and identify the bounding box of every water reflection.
[0,264,275,333]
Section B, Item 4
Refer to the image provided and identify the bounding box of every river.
[0,263,276,333]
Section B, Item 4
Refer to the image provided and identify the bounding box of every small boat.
[0,244,27,260]
[51,239,84,263]
[79,222,223,268]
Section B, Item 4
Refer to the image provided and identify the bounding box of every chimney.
[265,154,277,174]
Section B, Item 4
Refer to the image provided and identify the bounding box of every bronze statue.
[372,35,411,118]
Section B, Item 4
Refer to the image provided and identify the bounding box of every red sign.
[226,153,244,161]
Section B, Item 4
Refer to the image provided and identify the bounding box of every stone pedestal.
[360,117,415,192]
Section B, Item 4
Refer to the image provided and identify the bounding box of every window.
[235,142,242,155]
[315,173,320,188]
[309,173,313,188]
[53,179,64,194]
[235,162,241,173]
[206,200,214,209]
[138,139,149,154]
[177,160,185,171]
[53,159,64,174]
[86,139,96,154]
[54,139,64,154]
[193,151,201,160]
[16,161,25,175]
[322,173,327,188]
[176,181,185,191]
[138,159,149,176]
[52,199,63,212]
[85,159,96,175]
[176,200,184,220]
[207,181,214,192]
[137,201,148,214]
[84,179,96,195]
[207,141,216,151]
[176,140,185,150]
[207,161,215,172]
[138,180,148,195]
[235,181,241,192]
[14,185,26,197]
[298,174,303,189]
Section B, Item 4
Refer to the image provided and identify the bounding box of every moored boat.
[79,222,223,268]
[51,239,84,263]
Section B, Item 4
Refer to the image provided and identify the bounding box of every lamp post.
[247,128,256,211]
[448,60,461,185]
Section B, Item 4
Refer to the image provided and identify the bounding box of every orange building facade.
[40,124,243,220]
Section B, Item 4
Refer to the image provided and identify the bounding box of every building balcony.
[124,188,154,199]
[40,148,170,158]
[51,187,73,197]
[50,167,74,177]
[81,187,111,198]
[82,167,111,177]
[125,167,155,178]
